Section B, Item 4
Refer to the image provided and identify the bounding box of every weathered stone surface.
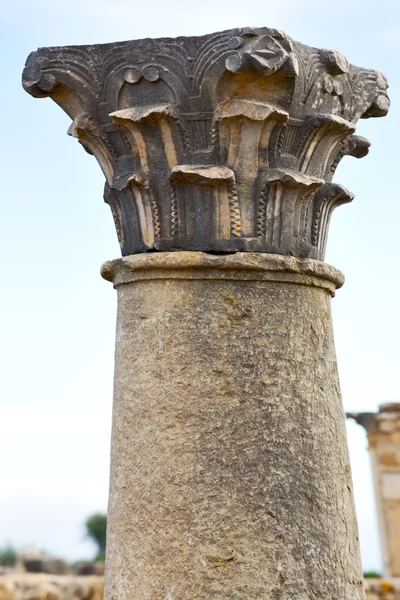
[349,403,400,579]
[103,252,363,599]
[22,28,388,258]
[101,250,344,291]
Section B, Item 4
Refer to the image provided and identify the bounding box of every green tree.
[0,545,17,567]
[85,513,107,561]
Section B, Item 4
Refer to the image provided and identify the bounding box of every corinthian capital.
[22,27,389,259]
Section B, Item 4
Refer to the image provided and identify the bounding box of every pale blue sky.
[0,0,399,568]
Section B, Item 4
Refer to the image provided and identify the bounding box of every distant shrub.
[364,571,382,578]
[0,545,17,567]
[85,513,107,561]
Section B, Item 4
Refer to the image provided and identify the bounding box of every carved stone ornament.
[22,27,389,258]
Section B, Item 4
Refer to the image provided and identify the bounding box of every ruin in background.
[349,403,400,579]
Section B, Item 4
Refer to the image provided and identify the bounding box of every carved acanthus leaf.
[312,183,354,259]
[22,27,389,258]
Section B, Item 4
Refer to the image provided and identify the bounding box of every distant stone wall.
[0,574,103,600]
[365,579,400,599]
[1,574,398,599]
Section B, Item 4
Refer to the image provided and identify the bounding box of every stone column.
[348,403,400,579]
[23,27,389,599]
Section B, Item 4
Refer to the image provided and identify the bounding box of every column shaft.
[102,252,363,600]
